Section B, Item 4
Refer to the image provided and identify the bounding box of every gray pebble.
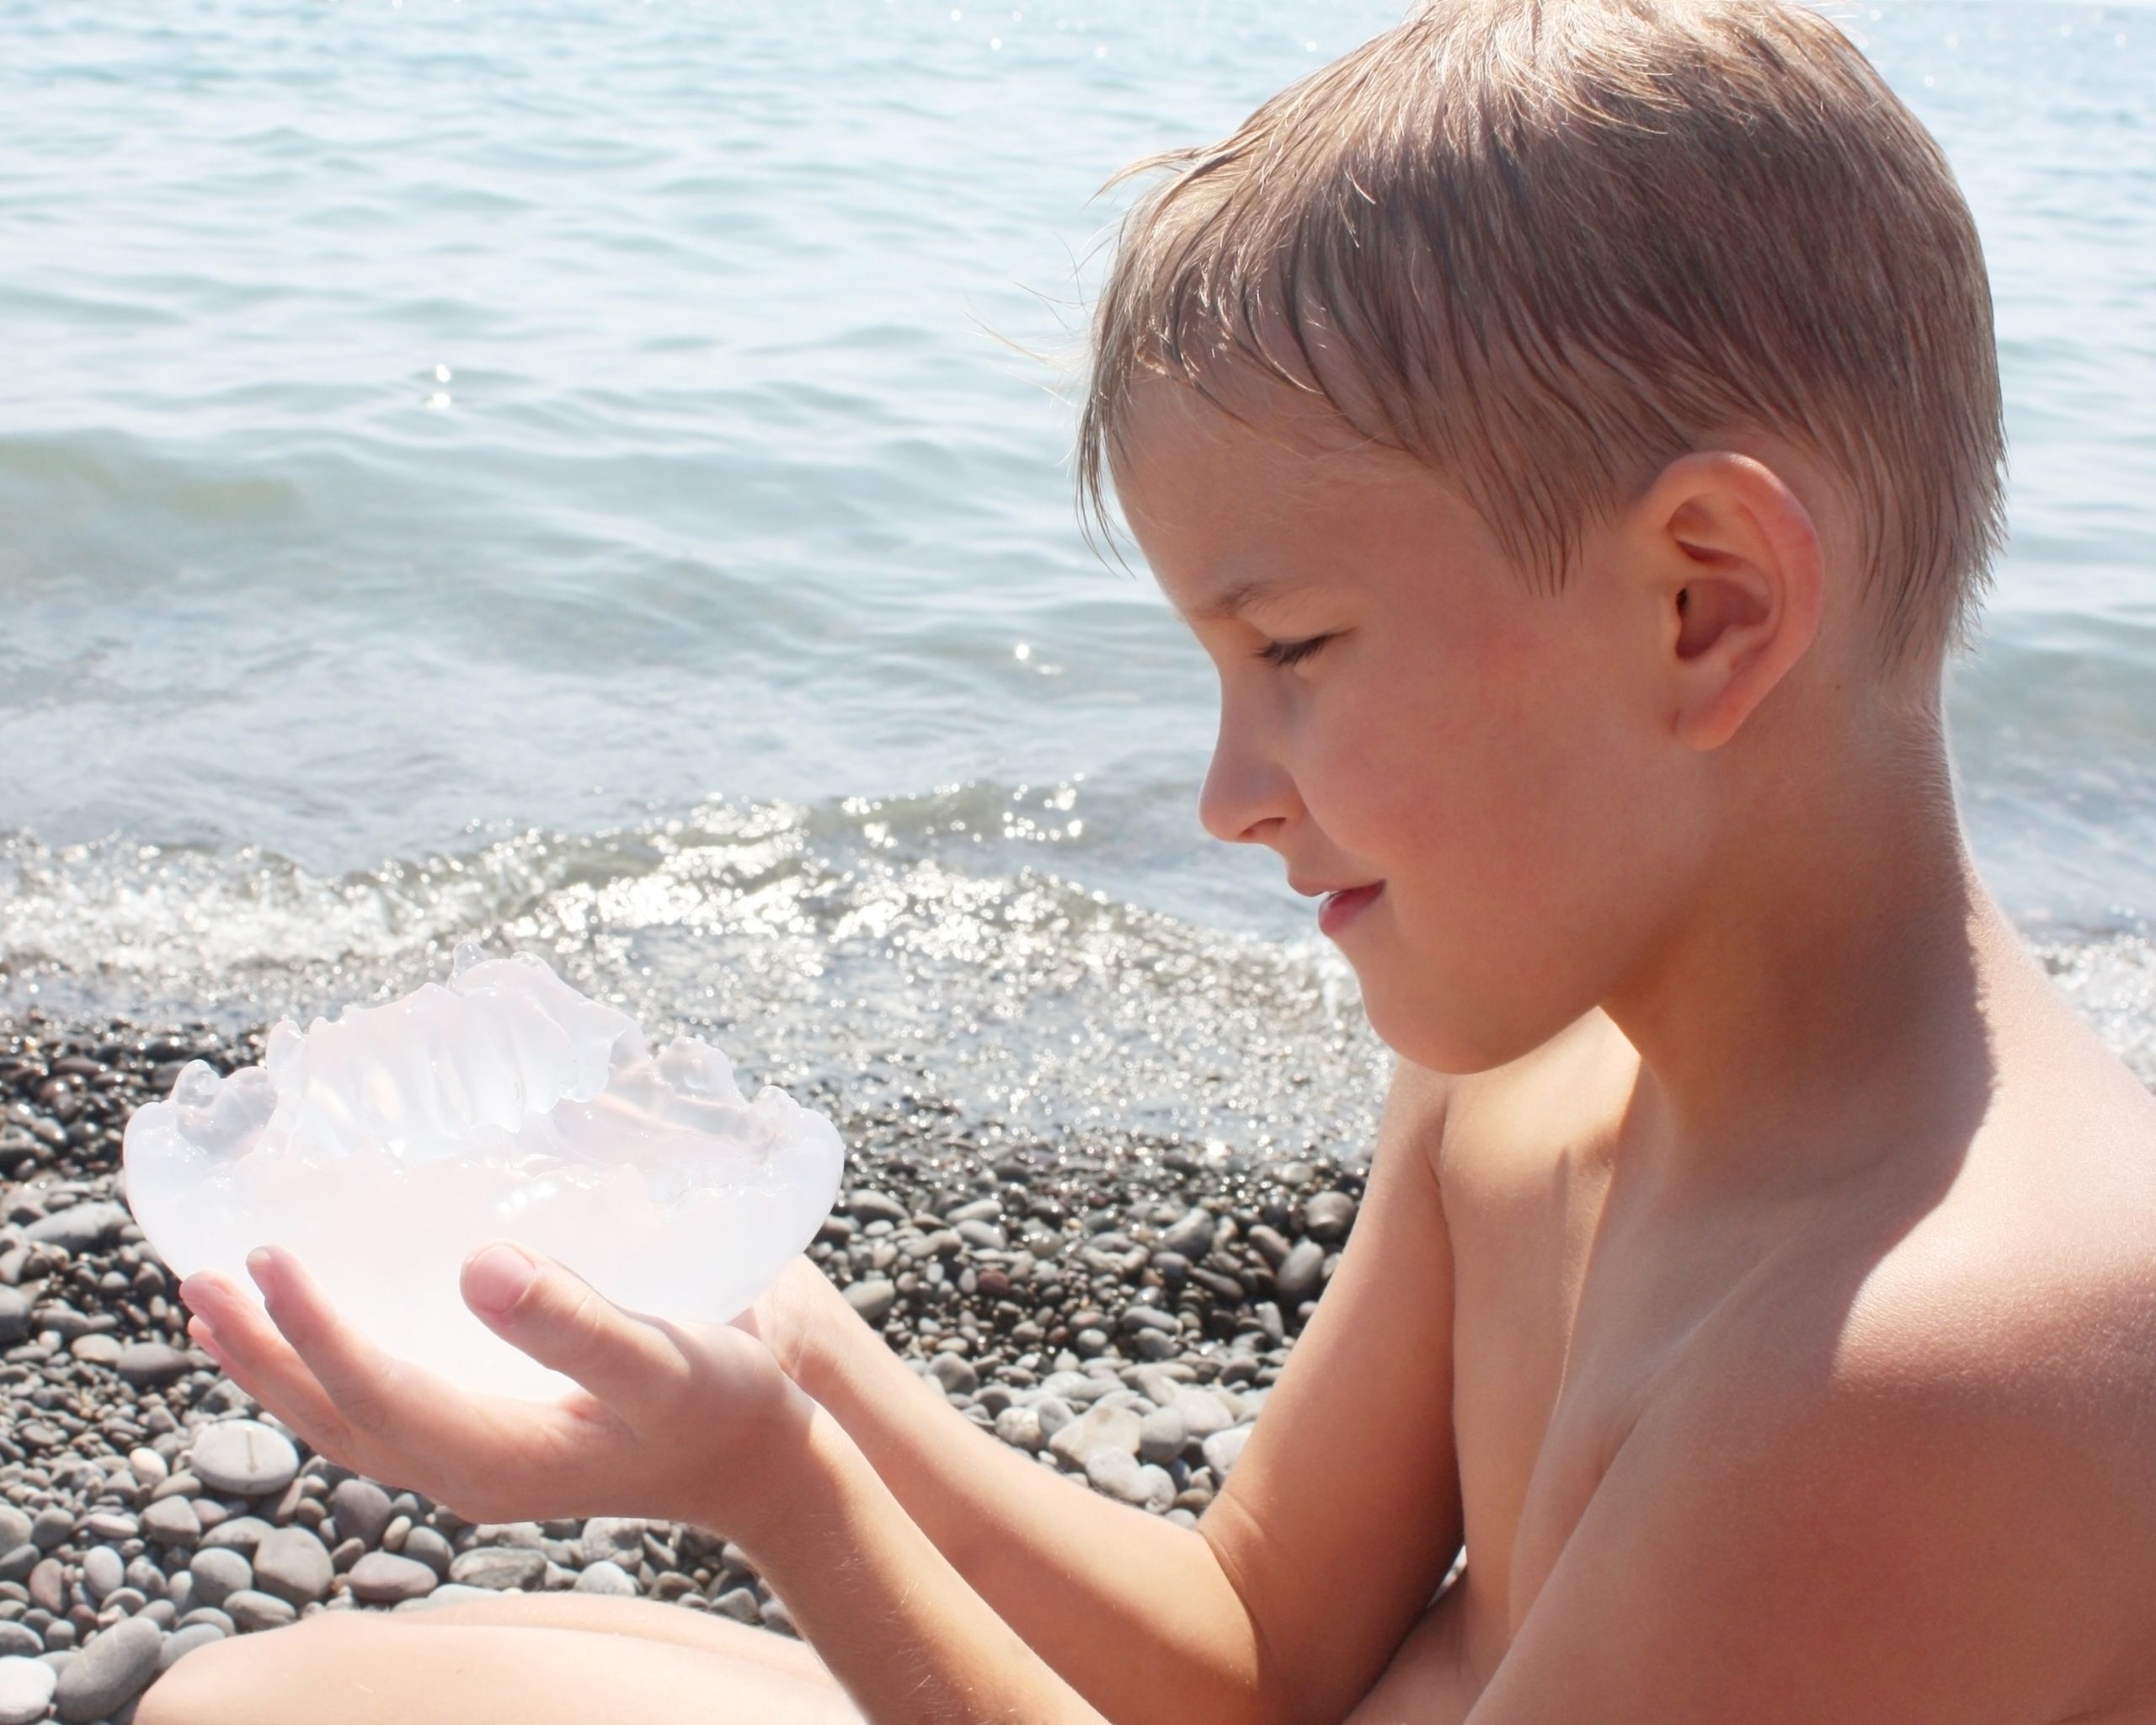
[83,1546,124,1603]
[68,1332,123,1367]
[24,1202,131,1252]
[846,1190,907,1225]
[252,1526,333,1607]
[0,1288,27,1347]
[1137,1406,1187,1466]
[185,1547,253,1610]
[126,1448,170,1488]
[709,1586,760,1624]
[1202,1424,1255,1480]
[992,1406,1043,1452]
[574,1518,643,1569]
[924,1353,978,1398]
[29,1507,72,1551]
[189,1421,300,1498]
[157,1623,228,1674]
[199,1515,275,1557]
[1274,1239,1326,1309]
[571,1560,638,1597]
[141,1496,202,1545]
[223,1589,297,1633]
[0,1510,26,1554]
[447,1547,546,1591]
[0,1626,39,1660]
[328,1478,393,1550]
[346,1551,439,1605]
[1046,1404,1142,1471]
[173,1610,237,1637]
[1302,1191,1358,1244]
[115,1342,194,1388]
[0,1656,56,1725]
[1169,1386,1239,1442]
[52,1617,163,1723]
[1158,1206,1217,1260]
[400,1525,454,1578]
[842,1279,897,1325]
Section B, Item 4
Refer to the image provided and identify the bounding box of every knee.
[136,1621,339,1725]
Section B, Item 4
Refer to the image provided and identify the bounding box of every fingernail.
[467,1242,537,1317]
[245,1247,276,1293]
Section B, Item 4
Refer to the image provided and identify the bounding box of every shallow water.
[1,0,2151,1128]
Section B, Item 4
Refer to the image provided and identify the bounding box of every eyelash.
[1256,633,1335,669]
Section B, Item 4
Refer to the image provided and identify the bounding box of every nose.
[1198,706,1299,846]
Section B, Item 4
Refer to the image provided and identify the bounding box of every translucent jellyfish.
[122,944,846,1400]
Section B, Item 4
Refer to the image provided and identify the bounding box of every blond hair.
[1077,0,2005,661]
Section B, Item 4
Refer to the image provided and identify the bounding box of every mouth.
[1313,882,1385,937]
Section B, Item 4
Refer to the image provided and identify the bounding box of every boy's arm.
[785,1059,1463,1725]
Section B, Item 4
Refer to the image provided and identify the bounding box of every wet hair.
[1077,0,2006,661]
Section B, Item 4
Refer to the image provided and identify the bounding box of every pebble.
[141,1496,204,1545]
[346,1552,439,1605]
[396,1584,497,1612]
[0,1288,27,1346]
[29,1508,72,1552]
[68,1332,123,1366]
[185,1548,253,1611]
[28,1559,65,1615]
[401,1525,454,1578]
[52,1617,163,1724]
[115,1341,195,1387]
[1047,1404,1143,1471]
[924,1353,978,1398]
[1203,1424,1256,1480]
[127,1446,171,1487]
[189,1421,301,1498]
[1137,1406,1187,1466]
[1302,1190,1358,1244]
[157,1623,228,1674]
[574,1519,643,1569]
[83,1546,124,1603]
[993,1406,1043,1451]
[329,1478,394,1550]
[0,1657,56,1725]
[1158,1206,1218,1260]
[572,1560,639,1597]
[1275,1239,1326,1309]
[0,1631,34,1663]
[447,1547,546,1591]
[253,1526,334,1607]
[0,1511,26,1553]
[843,1279,897,1325]
[24,1201,131,1252]
[200,1515,275,1557]
[223,1589,298,1633]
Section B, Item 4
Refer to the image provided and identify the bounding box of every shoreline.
[0,1012,1361,1722]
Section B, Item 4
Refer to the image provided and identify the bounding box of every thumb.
[462,1241,688,1419]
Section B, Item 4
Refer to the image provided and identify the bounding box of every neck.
[1601,703,2002,1184]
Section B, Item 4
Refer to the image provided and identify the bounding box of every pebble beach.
[0,1015,1358,1725]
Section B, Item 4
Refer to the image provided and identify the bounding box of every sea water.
[1,0,2150,1152]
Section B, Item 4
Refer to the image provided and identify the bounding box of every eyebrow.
[1184,574,1311,624]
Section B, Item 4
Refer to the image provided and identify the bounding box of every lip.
[1315,882,1385,937]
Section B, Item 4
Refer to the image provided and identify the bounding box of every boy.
[146,0,2156,1720]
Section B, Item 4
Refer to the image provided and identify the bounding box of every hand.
[178,1242,818,1541]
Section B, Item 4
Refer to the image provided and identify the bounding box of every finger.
[462,1241,691,1425]
[244,1246,478,1477]
[178,1270,355,1458]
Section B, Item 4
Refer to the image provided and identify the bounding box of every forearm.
[734,1400,1107,1723]
[797,1306,1269,1724]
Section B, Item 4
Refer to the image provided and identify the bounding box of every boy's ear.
[1631,451,1823,751]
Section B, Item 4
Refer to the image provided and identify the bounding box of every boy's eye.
[1256,632,1335,669]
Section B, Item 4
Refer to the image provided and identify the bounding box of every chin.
[1357,972,1577,1076]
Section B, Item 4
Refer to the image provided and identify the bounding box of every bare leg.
[136,1594,863,1725]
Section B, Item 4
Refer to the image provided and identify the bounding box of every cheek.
[1326,644,1678,1067]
